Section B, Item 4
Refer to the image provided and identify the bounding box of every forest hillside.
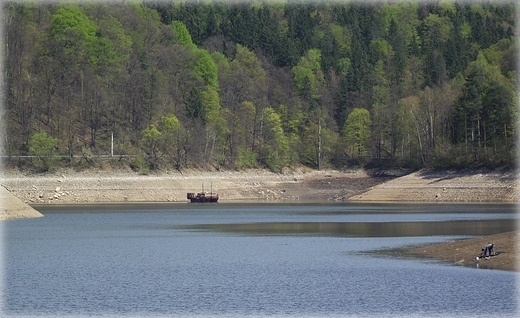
[3,0,517,173]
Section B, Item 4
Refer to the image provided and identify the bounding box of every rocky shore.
[1,168,517,208]
[0,168,394,209]
[1,168,518,220]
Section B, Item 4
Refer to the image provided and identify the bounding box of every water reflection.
[182,219,514,237]
[5,204,518,317]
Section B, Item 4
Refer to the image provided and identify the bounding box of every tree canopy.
[4,0,517,171]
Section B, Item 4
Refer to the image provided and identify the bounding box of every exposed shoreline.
[1,168,517,219]
[408,231,519,272]
[2,167,517,206]
[0,168,394,209]
[1,168,518,271]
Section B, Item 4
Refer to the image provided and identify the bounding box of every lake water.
[2,203,519,317]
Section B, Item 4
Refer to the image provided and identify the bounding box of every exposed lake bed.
[409,230,518,271]
[2,168,518,207]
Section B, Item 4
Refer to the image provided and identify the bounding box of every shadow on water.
[180,219,514,237]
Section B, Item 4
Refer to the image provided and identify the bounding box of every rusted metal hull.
[187,192,219,203]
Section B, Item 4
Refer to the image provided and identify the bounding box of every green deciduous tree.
[259,107,289,172]
[172,20,196,49]
[342,108,371,160]
[222,44,268,159]
[28,132,59,171]
[201,85,229,168]
[141,123,161,169]
[161,114,188,170]
[291,48,326,168]
[174,20,219,93]
[226,100,257,168]
[194,49,219,89]
[370,59,392,160]
[50,5,97,44]
[292,48,324,101]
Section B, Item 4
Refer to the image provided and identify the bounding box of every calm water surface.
[2,203,518,317]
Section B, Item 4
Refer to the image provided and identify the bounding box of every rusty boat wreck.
[187,183,219,203]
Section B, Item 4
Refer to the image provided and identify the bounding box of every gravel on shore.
[0,168,391,208]
[349,169,519,203]
[1,168,517,219]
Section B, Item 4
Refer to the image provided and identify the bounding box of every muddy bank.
[409,231,519,272]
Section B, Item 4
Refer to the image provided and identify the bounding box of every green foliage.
[50,5,98,66]
[173,20,219,91]
[201,85,229,167]
[97,16,132,70]
[201,85,222,126]
[194,49,219,89]
[452,49,516,162]
[130,154,149,175]
[329,23,351,55]
[142,123,161,141]
[232,44,266,80]
[260,107,289,171]
[292,61,314,91]
[141,124,161,168]
[278,104,302,139]
[370,38,393,60]
[161,114,188,170]
[28,132,59,171]
[423,14,453,43]
[50,5,121,71]
[212,52,231,75]
[292,48,324,101]
[5,1,517,172]
[396,96,420,161]
[172,20,196,49]
[236,146,257,170]
[343,108,371,159]
[337,57,351,76]
[162,114,180,131]
[50,6,97,38]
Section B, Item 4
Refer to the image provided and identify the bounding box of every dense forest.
[3,0,518,172]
